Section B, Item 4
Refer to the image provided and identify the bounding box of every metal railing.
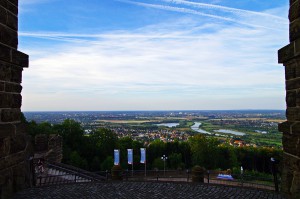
[95,169,280,192]
[31,159,280,192]
[33,161,106,186]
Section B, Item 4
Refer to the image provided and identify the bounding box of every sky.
[18,0,289,111]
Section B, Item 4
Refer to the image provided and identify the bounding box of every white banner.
[140,148,146,164]
[114,149,120,165]
[128,149,133,164]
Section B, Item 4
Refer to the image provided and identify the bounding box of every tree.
[69,151,88,169]
[188,134,220,169]
[169,153,183,169]
[54,119,84,150]
[89,128,118,162]
[90,156,101,171]
[101,156,114,171]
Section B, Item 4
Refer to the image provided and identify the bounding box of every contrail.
[117,0,284,30]
[161,0,287,22]
[119,0,238,22]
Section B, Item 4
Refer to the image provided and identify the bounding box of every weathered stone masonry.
[0,0,31,198]
[278,0,300,198]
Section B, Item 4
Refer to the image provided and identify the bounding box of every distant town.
[24,110,285,148]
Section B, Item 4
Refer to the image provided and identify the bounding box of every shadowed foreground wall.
[0,0,31,198]
[278,0,300,198]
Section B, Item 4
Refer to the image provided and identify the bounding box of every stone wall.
[278,0,300,198]
[34,134,63,163]
[0,0,31,198]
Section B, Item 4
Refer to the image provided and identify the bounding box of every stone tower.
[0,0,31,198]
[278,0,300,198]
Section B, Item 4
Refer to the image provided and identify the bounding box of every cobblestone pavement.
[13,182,285,199]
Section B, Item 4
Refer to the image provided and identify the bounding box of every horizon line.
[23,109,285,112]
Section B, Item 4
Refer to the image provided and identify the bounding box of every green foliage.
[189,134,220,169]
[26,118,283,174]
[152,157,164,170]
[90,128,118,157]
[69,151,88,170]
[168,153,182,169]
[101,156,114,171]
[90,156,101,171]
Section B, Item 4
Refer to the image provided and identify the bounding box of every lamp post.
[161,155,168,176]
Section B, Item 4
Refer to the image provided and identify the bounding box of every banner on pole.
[114,149,120,165]
[127,149,133,164]
[140,148,146,164]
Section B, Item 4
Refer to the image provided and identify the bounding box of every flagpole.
[145,148,146,177]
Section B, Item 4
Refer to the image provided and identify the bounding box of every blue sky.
[19,0,289,111]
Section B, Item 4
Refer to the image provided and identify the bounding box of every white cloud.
[21,16,287,111]
[19,0,288,111]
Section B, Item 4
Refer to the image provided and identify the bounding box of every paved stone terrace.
[13,181,285,199]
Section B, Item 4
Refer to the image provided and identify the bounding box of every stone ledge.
[278,121,300,135]
[278,39,300,63]
[0,43,29,68]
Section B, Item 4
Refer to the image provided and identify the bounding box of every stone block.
[281,166,293,194]
[35,134,49,152]
[285,63,296,80]
[5,1,17,16]
[1,108,20,122]
[10,134,26,154]
[12,163,27,192]
[0,137,11,157]
[287,90,297,107]
[289,1,300,22]
[290,172,300,198]
[281,153,300,198]
[0,92,13,108]
[11,50,29,68]
[0,168,13,199]
[0,44,11,63]
[0,82,4,91]
[10,67,22,83]
[8,0,18,7]
[285,78,300,91]
[286,78,300,90]
[290,18,300,42]
[282,133,300,156]
[284,61,297,80]
[5,83,22,93]
[15,123,26,135]
[0,124,15,138]
[0,0,17,15]
[290,122,300,135]
[0,6,7,25]
[0,23,18,48]
[0,61,11,81]
[0,93,20,108]
[278,121,291,133]
[291,0,298,6]
[278,43,295,63]
[286,107,300,121]
[0,151,25,170]
[6,11,18,31]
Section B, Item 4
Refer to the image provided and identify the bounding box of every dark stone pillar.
[278,1,300,198]
[0,0,31,198]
